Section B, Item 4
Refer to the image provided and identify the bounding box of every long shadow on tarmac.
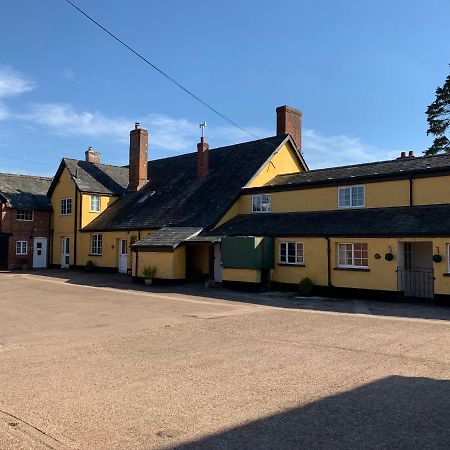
[171,376,450,449]
[13,269,450,322]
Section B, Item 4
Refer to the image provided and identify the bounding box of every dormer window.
[338,186,365,208]
[252,194,271,213]
[90,194,100,212]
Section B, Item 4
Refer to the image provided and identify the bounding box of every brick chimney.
[128,122,148,191]
[85,147,101,164]
[276,105,302,151]
[197,136,209,178]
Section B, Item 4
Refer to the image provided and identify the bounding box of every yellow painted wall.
[329,238,398,292]
[222,268,261,283]
[214,142,304,228]
[272,238,328,286]
[135,247,186,279]
[80,193,117,228]
[245,142,304,188]
[51,168,76,266]
[413,176,450,206]
[240,179,410,214]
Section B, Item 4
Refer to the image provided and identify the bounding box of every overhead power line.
[64,0,259,141]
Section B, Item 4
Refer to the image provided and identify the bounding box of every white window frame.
[60,198,72,215]
[252,194,271,213]
[279,242,304,265]
[91,234,102,255]
[90,194,100,213]
[17,209,33,221]
[337,242,368,268]
[16,240,28,255]
[338,185,365,209]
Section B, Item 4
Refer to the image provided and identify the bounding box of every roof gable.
[47,158,128,197]
[0,173,52,210]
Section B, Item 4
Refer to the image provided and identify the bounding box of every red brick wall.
[0,205,51,269]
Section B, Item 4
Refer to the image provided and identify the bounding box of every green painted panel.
[221,236,273,269]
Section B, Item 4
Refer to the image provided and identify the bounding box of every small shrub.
[298,277,314,295]
[85,260,95,273]
[142,265,157,280]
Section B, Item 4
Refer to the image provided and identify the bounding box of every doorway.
[0,235,9,270]
[61,237,70,269]
[33,237,47,268]
[118,239,128,274]
[397,241,434,298]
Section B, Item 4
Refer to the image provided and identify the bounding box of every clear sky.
[0,0,449,176]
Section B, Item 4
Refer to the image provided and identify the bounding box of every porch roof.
[133,227,203,250]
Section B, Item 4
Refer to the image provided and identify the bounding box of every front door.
[0,235,9,270]
[118,239,128,274]
[61,237,70,269]
[33,237,47,268]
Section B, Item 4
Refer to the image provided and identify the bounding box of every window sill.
[334,267,370,272]
[443,273,450,277]
[277,263,305,267]
[88,253,102,257]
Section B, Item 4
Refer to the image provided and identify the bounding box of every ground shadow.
[13,269,450,321]
[171,376,450,449]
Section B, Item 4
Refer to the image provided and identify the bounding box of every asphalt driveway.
[0,272,449,449]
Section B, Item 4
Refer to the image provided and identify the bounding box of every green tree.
[425,65,450,155]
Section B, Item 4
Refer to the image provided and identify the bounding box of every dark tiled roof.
[84,134,292,231]
[133,227,202,249]
[210,204,450,237]
[0,173,52,210]
[48,159,129,197]
[255,153,450,191]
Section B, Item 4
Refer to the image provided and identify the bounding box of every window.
[279,242,304,265]
[337,243,368,268]
[91,234,102,255]
[60,198,72,215]
[16,241,28,255]
[447,244,450,273]
[338,186,365,208]
[17,209,33,221]
[252,194,271,213]
[90,194,100,212]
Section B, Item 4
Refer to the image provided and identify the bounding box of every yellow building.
[48,105,450,302]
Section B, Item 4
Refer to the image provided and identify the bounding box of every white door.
[33,237,47,268]
[213,243,222,282]
[61,237,70,269]
[118,239,128,273]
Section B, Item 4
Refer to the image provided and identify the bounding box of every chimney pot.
[408,150,414,157]
[128,123,148,191]
[400,151,406,158]
[276,105,302,151]
[85,147,101,164]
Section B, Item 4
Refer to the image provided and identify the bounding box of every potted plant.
[142,265,156,285]
[298,277,314,296]
[18,257,29,270]
[85,260,95,273]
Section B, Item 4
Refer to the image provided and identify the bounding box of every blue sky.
[0,0,449,176]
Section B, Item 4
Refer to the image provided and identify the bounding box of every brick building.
[0,173,52,269]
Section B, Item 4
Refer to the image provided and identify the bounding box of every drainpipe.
[409,175,413,206]
[135,230,141,278]
[73,186,79,268]
[325,237,332,291]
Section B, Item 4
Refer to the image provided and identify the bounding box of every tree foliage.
[425,65,450,155]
